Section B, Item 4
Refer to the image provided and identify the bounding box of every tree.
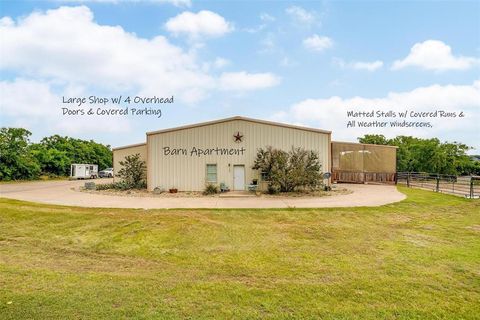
[117,153,146,189]
[465,157,480,175]
[30,146,70,176]
[252,146,323,193]
[0,127,113,180]
[358,134,389,145]
[33,135,112,174]
[0,128,40,180]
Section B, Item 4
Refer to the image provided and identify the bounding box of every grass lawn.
[0,187,479,319]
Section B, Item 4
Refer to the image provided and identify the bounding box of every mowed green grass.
[0,187,479,319]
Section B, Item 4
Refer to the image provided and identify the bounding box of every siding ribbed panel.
[147,119,329,191]
[113,144,147,180]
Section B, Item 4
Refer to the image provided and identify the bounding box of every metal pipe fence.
[396,172,479,198]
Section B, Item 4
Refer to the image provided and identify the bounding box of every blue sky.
[0,0,479,152]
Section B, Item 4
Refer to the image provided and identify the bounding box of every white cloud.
[0,6,276,103]
[258,33,276,53]
[269,111,289,122]
[244,13,275,34]
[334,58,383,71]
[352,60,383,71]
[286,6,315,25]
[260,13,275,22]
[280,56,297,67]
[0,17,13,27]
[213,57,230,69]
[392,40,480,71]
[0,6,280,137]
[0,79,132,135]
[0,6,215,103]
[244,24,266,34]
[303,34,333,52]
[201,57,230,73]
[55,0,191,6]
[165,10,233,38]
[282,81,480,151]
[0,79,57,117]
[219,72,281,91]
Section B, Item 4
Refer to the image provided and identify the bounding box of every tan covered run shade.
[332,143,364,172]
[332,142,396,173]
[363,145,396,173]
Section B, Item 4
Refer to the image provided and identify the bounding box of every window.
[261,171,269,181]
[206,164,217,183]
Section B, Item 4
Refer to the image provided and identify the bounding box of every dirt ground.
[0,179,406,208]
[83,185,353,198]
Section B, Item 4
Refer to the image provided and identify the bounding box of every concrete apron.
[0,179,407,209]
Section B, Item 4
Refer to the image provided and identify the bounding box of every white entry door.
[233,165,245,191]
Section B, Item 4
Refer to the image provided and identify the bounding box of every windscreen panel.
[363,145,396,173]
[332,143,364,171]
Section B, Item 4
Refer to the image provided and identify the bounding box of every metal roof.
[112,142,146,151]
[146,115,332,136]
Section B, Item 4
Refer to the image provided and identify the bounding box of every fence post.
[407,173,410,188]
[471,177,474,199]
[436,175,440,192]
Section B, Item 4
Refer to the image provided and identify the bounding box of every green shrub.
[203,183,219,195]
[117,154,147,189]
[95,183,117,190]
[267,184,280,194]
[94,181,146,191]
[252,146,323,192]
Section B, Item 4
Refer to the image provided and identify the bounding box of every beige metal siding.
[113,143,147,179]
[147,119,330,191]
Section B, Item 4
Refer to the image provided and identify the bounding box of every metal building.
[112,116,399,191]
[112,142,147,180]
[114,116,331,191]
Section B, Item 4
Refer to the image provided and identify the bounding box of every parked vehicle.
[70,164,98,179]
[99,168,114,178]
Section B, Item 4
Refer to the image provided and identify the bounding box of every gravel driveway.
[0,179,406,209]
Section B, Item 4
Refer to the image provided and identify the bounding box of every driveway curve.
[1,179,406,209]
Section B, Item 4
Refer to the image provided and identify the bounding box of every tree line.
[0,128,112,181]
[358,134,480,176]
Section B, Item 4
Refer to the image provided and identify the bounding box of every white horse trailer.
[70,164,98,179]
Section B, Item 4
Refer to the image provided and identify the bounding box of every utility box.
[70,164,98,179]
